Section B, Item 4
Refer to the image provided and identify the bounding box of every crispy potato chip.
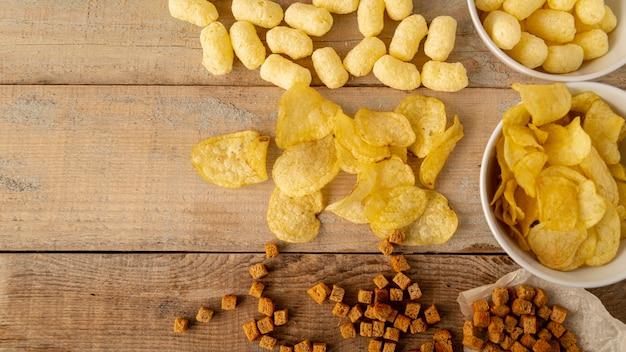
[267,187,324,243]
[504,124,543,149]
[570,91,601,114]
[276,83,341,149]
[586,200,620,266]
[395,94,447,158]
[571,227,597,269]
[403,190,458,246]
[334,111,391,163]
[536,175,578,231]
[368,155,415,190]
[502,103,531,129]
[541,117,591,166]
[334,139,362,174]
[512,83,571,126]
[354,108,416,147]
[577,179,607,229]
[515,186,538,242]
[579,146,619,206]
[272,134,340,197]
[583,98,625,165]
[503,137,530,171]
[191,130,270,188]
[527,223,588,271]
[511,150,548,198]
[365,185,428,231]
[419,115,464,189]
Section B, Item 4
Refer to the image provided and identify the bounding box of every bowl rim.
[479,82,626,288]
[467,0,626,82]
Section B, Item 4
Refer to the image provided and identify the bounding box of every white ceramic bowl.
[480,82,626,288]
[467,0,626,81]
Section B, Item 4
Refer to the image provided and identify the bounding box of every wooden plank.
[2,0,625,87]
[0,85,514,252]
[0,253,624,351]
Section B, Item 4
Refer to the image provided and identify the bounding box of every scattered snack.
[173,317,189,333]
[231,0,283,28]
[196,307,214,323]
[260,335,278,350]
[373,55,421,91]
[274,309,289,326]
[312,0,359,14]
[389,14,428,62]
[221,294,238,310]
[257,316,275,334]
[249,263,269,279]
[423,16,457,62]
[264,242,279,259]
[357,0,386,37]
[249,281,266,298]
[229,20,266,70]
[168,0,218,27]
[343,36,387,78]
[420,61,468,93]
[307,282,332,304]
[266,26,313,60]
[384,0,413,21]
[311,47,349,89]
[258,296,275,316]
[284,3,333,37]
[260,54,312,90]
[200,22,233,76]
[243,319,261,342]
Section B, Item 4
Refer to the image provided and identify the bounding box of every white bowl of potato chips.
[468,0,626,81]
[480,82,626,288]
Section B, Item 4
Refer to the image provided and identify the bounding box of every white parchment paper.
[457,269,626,352]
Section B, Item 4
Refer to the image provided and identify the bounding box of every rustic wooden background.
[1,0,625,351]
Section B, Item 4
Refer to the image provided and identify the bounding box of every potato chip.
[514,186,538,241]
[511,150,548,198]
[419,115,464,189]
[334,111,391,163]
[272,134,340,197]
[191,130,270,188]
[577,179,607,229]
[367,155,416,191]
[527,223,588,271]
[394,94,447,158]
[540,117,591,166]
[501,103,531,129]
[579,146,619,206]
[326,172,374,224]
[504,124,542,149]
[354,108,416,148]
[276,83,341,149]
[365,185,428,231]
[571,227,597,269]
[586,200,620,266]
[511,83,571,126]
[583,98,625,165]
[536,175,578,231]
[570,91,601,114]
[334,139,362,174]
[403,190,458,246]
[267,187,324,243]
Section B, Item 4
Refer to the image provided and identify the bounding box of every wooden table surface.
[1,1,625,351]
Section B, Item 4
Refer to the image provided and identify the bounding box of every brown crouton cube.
[516,284,536,301]
[374,274,390,289]
[280,345,294,352]
[504,314,518,333]
[312,342,327,352]
[369,339,383,352]
[259,335,277,350]
[392,272,411,290]
[490,304,511,318]
[463,320,477,337]
[510,327,523,340]
[390,254,411,272]
[374,288,389,304]
[546,321,566,338]
[364,304,377,320]
[340,322,357,339]
[390,288,403,301]
[389,229,406,244]
[500,335,514,350]
[173,317,189,333]
[385,308,399,323]
[420,341,435,352]
[474,310,491,328]
[222,294,237,310]
[378,239,394,256]
[410,317,428,334]
[264,242,279,258]
[520,333,536,348]
[373,320,386,337]
[383,326,400,342]
[196,307,214,323]
[394,314,411,333]
[434,339,453,352]
[358,289,373,304]
[550,305,568,324]
[373,302,394,321]
[510,341,530,352]
[383,341,397,352]
[433,328,452,342]
[559,330,577,348]
[537,328,552,341]
[329,285,345,303]
[332,302,350,318]
[488,316,504,343]
[462,335,485,350]
[483,342,504,352]
[360,321,373,337]
[243,320,261,342]
[249,263,269,279]
[537,305,552,320]
[407,282,423,300]
[520,314,537,334]
[511,298,533,316]
[258,297,275,316]
[294,340,312,352]
[492,286,510,306]
[257,316,274,334]
[533,287,549,307]
[472,299,490,312]
[532,339,552,352]
[348,304,364,323]
[405,302,421,319]
[249,281,266,298]
[274,309,288,326]
[307,282,331,304]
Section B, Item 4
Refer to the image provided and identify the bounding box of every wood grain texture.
[0,253,624,351]
[1,0,625,87]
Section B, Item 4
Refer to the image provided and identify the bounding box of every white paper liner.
[457,268,626,352]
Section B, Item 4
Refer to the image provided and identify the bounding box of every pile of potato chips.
[491,82,626,271]
[191,84,464,245]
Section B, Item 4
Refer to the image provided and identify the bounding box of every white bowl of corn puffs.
[468,0,626,81]
[480,81,626,288]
